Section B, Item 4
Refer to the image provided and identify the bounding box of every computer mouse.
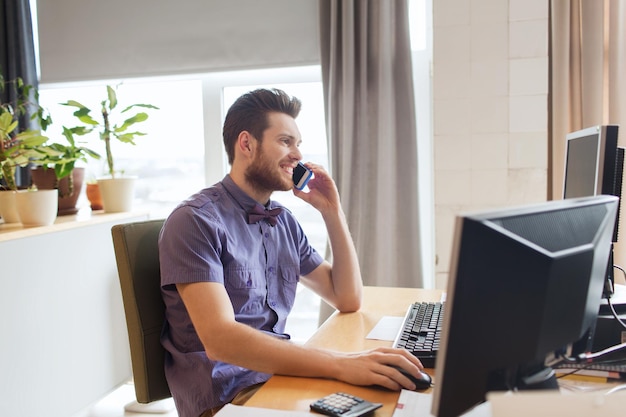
[392,366,432,390]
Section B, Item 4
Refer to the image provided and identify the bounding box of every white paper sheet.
[392,390,492,417]
[214,404,311,416]
[365,316,404,341]
[392,390,435,417]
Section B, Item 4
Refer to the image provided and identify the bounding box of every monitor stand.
[603,247,616,299]
[518,366,559,390]
[600,283,626,315]
[488,363,559,394]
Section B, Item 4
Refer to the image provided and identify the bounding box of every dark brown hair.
[222,88,302,164]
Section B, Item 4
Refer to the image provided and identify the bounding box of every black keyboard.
[392,301,444,368]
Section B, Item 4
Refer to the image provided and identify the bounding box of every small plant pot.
[86,183,103,211]
[97,177,136,213]
[15,189,58,227]
[0,190,20,223]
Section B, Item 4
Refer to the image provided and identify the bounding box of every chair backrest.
[111,219,171,403]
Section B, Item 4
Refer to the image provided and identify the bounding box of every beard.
[245,148,293,193]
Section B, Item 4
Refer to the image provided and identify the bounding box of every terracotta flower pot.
[86,183,104,211]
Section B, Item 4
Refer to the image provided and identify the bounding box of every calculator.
[310,392,383,417]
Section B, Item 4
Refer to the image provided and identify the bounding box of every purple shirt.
[158,175,324,417]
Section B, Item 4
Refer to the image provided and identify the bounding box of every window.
[39,78,206,219]
[410,0,435,288]
[409,0,427,51]
[39,66,327,343]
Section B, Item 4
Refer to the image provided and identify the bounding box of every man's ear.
[237,131,256,158]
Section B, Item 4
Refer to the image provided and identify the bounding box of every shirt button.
[264,232,269,238]
[246,279,252,287]
[268,266,274,273]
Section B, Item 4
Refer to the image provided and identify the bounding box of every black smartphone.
[293,162,313,190]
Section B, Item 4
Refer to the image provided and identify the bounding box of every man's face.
[245,112,303,193]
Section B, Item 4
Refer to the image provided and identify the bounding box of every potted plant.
[61,85,158,212]
[0,74,54,224]
[30,126,101,214]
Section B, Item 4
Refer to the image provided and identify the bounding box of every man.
[159,88,423,417]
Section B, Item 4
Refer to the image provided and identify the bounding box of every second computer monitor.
[563,124,622,242]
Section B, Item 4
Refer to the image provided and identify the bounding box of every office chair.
[112,219,175,413]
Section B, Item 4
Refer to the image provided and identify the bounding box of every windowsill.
[0,207,150,242]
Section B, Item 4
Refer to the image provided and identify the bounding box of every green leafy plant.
[0,73,52,191]
[33,126,101,196]
[61,85,158,179]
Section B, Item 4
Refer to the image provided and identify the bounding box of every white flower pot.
[97,177,136,213]
[15,189,59,227]
[0,190,20,223]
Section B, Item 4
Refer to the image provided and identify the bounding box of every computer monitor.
[563,125,623,242]
[563,125,623,297]
[431,195,619,417]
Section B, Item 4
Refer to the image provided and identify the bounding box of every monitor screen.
[431,195,618,417]
[563,124,622,242]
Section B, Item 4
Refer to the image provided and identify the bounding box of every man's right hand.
[332,347,425,391]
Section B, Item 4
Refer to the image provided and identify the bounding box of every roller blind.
[36,0,320,83]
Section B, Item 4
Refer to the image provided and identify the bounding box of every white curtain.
[319,0,423,289]
[550,0,626,275]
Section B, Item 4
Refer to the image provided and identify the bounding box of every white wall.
[433,0,549,288]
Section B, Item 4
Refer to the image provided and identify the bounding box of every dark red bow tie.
[247,204,283,226]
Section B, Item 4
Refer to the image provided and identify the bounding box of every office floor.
[74,382,178,417]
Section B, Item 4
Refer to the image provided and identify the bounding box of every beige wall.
[433,0,549,289]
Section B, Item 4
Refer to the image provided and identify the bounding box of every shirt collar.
[221,174,278,212]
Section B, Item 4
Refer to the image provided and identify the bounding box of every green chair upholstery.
[111,219,171,403]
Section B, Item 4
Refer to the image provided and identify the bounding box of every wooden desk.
[245,286,443,416]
